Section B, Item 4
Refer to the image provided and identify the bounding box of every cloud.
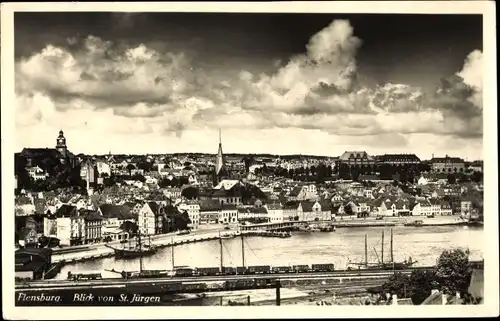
[15,19,483,154]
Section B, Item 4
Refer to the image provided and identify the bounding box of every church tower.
[214,129,228,184]
[56,129,67,158]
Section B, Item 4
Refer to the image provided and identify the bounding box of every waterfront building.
[55,205,84,246]
[137,202,158,235]
[236,207,269,223]
[265,203,284,222]
[220,204,238,224]
[411,199,432,216]
[377,197,411,217]
[282,201,300,221]
[177,200,201,229]
[199,199,222,224]
[80,209,103,244]
[15,248,52,281]
[297,201,332,221]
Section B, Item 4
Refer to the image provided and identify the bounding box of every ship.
[106,233,157,259]
[347,229,417,271]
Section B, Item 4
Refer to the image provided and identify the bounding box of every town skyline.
[15,128,483,163]
[15,13,484,160]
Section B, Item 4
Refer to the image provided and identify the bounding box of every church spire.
[215,128,226,179]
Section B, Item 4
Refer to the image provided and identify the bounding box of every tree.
[378,248,474,304]
[181,186,199,200]
[447,173,457,185]
[126,164,136,176]
[379,272,411,299]
[435,248,472,296]
[408,269,439,305]
[470,171,483,183]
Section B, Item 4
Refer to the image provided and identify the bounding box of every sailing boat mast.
[390,228,395,272]
[241,234,245,267]
[364,234,368,268]
[171,237,175,268]
[219,231,224,272]
[381,230,384,265]
[390,229,394,262]
[139,233,143,273]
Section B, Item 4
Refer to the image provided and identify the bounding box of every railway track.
[16,268,421,291]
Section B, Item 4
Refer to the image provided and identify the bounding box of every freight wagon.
[311,263,335,272]
[272,266,292,273]
[196,267,221,276]
[175,268,195,277]
[236,266,247,274]
[293,264,311,273]
[67,272,102,281]
[247,265,272,274]
[222,266,236,275]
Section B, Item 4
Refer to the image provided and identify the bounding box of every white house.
[219,204,238,224]
[138,202,157,236]
[429,199,442,216]
[378,198,411,217]
[417,176,429,186]
[177,200,200,229]
[26,166,48,181]
[411,199,432,216]
[96,161,111,177]
[265,203,284,222]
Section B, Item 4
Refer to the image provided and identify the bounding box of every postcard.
[2,1,498,319]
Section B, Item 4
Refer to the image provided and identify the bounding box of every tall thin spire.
[215,129,226,179]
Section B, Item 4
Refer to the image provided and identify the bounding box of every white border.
[2,1,498,319]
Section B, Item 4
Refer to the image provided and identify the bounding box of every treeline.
[15,156,86,194]
[369,249,480,305]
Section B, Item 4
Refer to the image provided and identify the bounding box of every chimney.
[441,293,447,305]
[392,294,398,305]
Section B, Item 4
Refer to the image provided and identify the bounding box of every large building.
[376,154,421,165]
[337,151,376,167]
[431,155,466,173]
[19,129,77,168]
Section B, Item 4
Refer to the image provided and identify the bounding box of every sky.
[14,13,484,160]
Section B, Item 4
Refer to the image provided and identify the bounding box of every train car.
[247,265,271,274]
[311,263,335,272]
[223,267,237,275]
[175,268,195,277]
[293,264,311,273]
[68,272,102,281]
[272,266,292,273]
[236,266,247,275]
[196,267,221,276]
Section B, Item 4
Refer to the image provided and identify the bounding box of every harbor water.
[54,225,484,280]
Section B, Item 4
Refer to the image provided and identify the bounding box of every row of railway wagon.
[174,263,335,277]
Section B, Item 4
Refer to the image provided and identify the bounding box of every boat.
[347,230,417,271]
[404,220,424,227]
[106,233,157,259]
